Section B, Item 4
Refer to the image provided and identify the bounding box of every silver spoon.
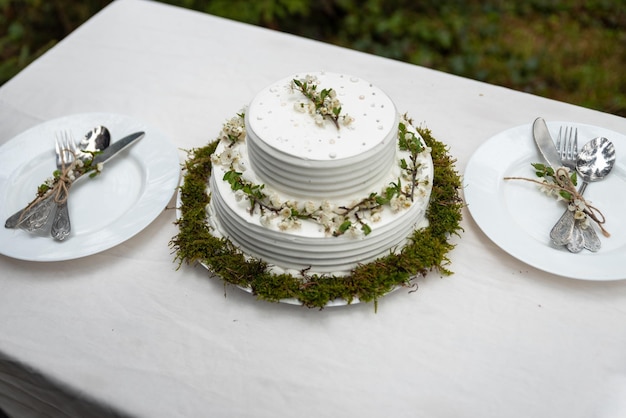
[550,136,616,252]
[51,126,111,240]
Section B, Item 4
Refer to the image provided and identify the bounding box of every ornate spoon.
[550,136,615,252]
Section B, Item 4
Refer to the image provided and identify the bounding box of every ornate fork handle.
[51,192,71,241]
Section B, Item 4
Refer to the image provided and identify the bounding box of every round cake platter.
[174,177,416,307]
[171,113,463,309]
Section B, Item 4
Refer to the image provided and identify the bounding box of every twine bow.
[52,153,77,204]
[504,166,610,237]
[16,151,78,226]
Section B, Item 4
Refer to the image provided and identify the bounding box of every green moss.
[171,124,463,309]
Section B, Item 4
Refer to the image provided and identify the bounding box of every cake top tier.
[246,72,397,161]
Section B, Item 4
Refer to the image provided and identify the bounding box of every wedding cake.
[206,72,434,276]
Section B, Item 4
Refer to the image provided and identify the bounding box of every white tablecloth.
[1,1,626,417]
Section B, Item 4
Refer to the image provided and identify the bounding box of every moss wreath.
[171,120,463,309]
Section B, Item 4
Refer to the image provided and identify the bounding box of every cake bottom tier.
[207,173,431,277]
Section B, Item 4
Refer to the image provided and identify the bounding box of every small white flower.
[260,213,274,227]
[279,207,292,219]
[319,212,334,229]
[303,200,317,214]
[579,217,591,229]
[269,192,282,207]
[219,148,239,166]
[234,190,245,202]
[278,218,301,231]
[348,225,364,239]
[304,75,318,84]
[233,158,246,172]
[390,194,410,212]
[96,162,104,172]
[341,114,354,126]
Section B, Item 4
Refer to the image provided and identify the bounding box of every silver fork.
[50,132,76,240]
[556,126,578,170]
[550,126,600,252]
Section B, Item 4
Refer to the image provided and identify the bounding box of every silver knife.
[91,131,144,166]
[532,117,561,170]
[4,131,145,229]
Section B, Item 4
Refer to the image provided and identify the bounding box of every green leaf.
[338,220,352,233]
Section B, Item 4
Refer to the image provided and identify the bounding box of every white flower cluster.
[536,166,592,227]
[219,112,246,144]
[390,194,412,212]
[211,117,247,172]
[568,198,591,228]
[290,76,354,127]
[538,177,568,201]
[67,159,85,182]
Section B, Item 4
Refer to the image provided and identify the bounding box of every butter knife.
[532,117,561,170]
[5,131,145,229]
[532,118,576,245]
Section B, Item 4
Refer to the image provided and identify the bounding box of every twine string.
[504,166,609,237]
[16,149,77,226]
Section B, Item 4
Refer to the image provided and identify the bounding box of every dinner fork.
[50,132,76,240]
[556,126,578,170]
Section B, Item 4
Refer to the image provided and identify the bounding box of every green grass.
[2,0,625,116]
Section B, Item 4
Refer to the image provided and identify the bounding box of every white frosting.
[246,72,398,199]
[206,72,434,276]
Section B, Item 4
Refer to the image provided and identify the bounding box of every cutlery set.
[4,129,144,241]
[533,117,616,253]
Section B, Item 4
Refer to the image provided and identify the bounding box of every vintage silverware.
[5,131,144,232]
[551,136,615,252]
[51,126,111,241]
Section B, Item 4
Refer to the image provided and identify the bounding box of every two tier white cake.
[207,72,434,276]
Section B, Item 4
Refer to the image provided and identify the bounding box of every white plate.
[0,113,180,261]
[465,121,626,280]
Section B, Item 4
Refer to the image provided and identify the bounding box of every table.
[1,1,626,417]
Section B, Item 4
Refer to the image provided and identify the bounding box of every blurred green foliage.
[0,0,110,82]
[2,0,625,116]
